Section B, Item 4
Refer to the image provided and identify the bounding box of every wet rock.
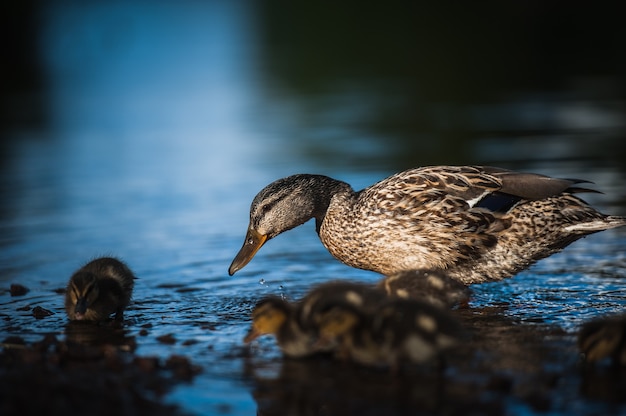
[134,356,161,373]
[10,284,29,296]
[32,306,54,319]
[156,334,177,345]
[165,355,202,381]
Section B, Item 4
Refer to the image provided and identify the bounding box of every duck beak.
[74,298,88,320]
[229,228,268,276]
[243,327,262,343]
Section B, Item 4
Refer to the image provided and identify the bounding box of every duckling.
[229,166,626,284]
[374,298,463,367]
[315,302,373,361]
[578,315,626,365]
[243,296,319,358]
[377,269,471,309]
[296,280,388,330]
[317,297,463,369]
[65,257,135,322]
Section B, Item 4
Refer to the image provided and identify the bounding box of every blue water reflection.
[2,2,626,415]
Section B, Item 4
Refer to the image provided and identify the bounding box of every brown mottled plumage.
[296,280,387,330]
[229,166,626,284]
[317,297,463,368]
[578,315,626,365]
[65,257,135,322]
[378,269,471,308]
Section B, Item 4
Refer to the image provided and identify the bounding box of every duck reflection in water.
[65,320,137,352]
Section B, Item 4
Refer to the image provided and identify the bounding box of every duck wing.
[370,165,593,215]
[354,166,598,268]
[480,165,595,200]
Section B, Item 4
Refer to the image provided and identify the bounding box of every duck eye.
[247,238,255,245]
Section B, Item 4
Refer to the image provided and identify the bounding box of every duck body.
[65,257,135,321]
[230,166,626,284]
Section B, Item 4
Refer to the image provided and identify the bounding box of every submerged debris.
[10,284,29,297]
[32,306,54,319]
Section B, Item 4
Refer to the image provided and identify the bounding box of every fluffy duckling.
[317,297,463,369]
[244,281,387,357]
[229,166,626,284]
[378,269,471,309]
[243,296,319,358]
[578,315,626,365]
[296,280,388,330]
[65,257,135,322]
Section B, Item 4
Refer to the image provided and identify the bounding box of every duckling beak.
[74,298,88,320]
[229,228,268,275]
[243,327,262,343]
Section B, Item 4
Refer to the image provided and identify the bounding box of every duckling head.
[67,272,100,320]
[244,297,292,343]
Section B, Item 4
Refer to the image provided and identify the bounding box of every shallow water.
[2,2,626,415]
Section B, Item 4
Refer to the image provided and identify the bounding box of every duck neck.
[306,175,355,233]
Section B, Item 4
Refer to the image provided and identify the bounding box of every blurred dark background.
[3,1,625,168]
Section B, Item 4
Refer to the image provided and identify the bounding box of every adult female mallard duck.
[65,257,135,322]
[229,166,626,284]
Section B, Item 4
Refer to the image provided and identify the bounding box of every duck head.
[67,272,99,320]
[244,297,292,342]
[229,175,335,275]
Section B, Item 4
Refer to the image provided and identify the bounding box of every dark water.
[2,2,626,415]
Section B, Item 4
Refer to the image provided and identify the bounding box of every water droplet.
[258,279,265,285]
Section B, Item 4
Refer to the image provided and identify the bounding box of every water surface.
[2,2,626,415]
